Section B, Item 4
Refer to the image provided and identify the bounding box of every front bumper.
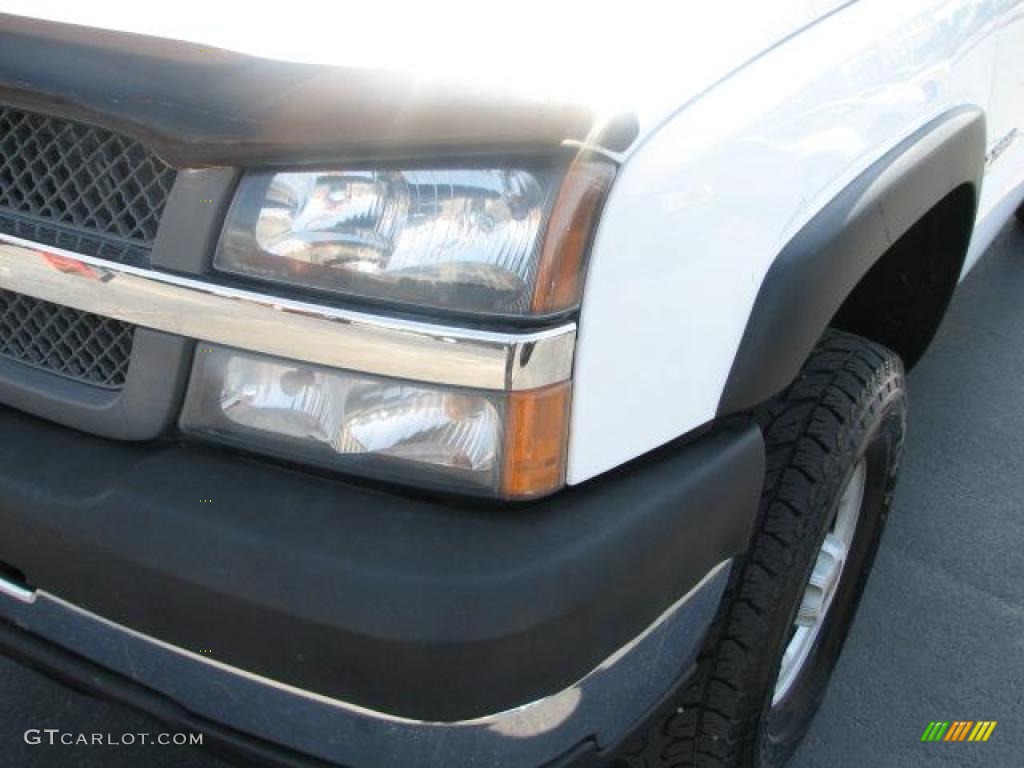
[0,408,763,766]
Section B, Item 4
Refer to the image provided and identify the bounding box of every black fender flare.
[717,106,986,416]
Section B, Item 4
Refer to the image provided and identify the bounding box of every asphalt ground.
[790,220,1024,767]
[2,221,1023,767]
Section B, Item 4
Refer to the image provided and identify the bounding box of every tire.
[613,330,907,768]
[1016,202,1024,227]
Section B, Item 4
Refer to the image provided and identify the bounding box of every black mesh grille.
[0,289,135,389]
[0,211,150,264]
[0,108,171,391]
[0,106,176,260]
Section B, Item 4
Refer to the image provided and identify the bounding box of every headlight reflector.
[215,163,613,316]
[181,345,569,498]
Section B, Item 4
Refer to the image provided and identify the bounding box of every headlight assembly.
[214,162,614,317]
[187,157,608,498]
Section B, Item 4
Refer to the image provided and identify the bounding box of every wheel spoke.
[773,459,867,704]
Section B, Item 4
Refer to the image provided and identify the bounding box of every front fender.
[718,107,985,415]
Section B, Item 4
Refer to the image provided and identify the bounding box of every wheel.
[613,329,907,768]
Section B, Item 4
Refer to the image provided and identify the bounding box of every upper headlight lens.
[215,163,613,316]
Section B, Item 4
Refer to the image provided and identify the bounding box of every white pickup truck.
[0,3,1022,767]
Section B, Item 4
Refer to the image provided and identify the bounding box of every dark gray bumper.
[1,562,730,767]
[0,408,763,766]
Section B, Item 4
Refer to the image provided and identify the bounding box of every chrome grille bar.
[0,232,575,391]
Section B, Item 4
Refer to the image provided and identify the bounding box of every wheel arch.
[717,106,986,417]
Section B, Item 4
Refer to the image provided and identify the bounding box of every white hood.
[3,0,851,150]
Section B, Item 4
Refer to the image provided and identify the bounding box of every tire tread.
[611,330,905,768]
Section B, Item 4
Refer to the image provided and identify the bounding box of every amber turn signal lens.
[502,382,572,499]
[531,161,616,314]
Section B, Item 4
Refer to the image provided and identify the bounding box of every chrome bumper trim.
[0,232,575,392]
[0,575,34,604]
[0,562,731,768]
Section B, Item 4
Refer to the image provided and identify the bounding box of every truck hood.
[0,2,850,165]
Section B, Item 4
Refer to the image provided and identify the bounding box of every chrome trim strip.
[0,575,35,604]
[0,232,575,392]
[0,561,731,768]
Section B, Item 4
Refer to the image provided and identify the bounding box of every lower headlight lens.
[181,345,569,499]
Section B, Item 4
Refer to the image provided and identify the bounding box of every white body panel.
[569,0,1024,483]
[964,2,1024,271]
